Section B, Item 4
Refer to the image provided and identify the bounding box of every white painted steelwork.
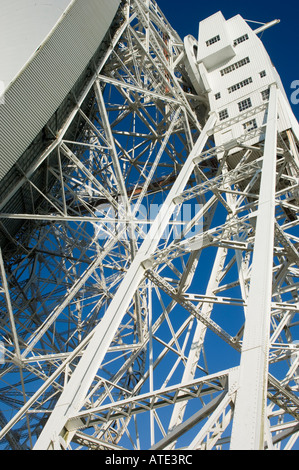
[0,0,298,451]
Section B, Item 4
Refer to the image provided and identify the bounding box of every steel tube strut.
[230,84,278,450]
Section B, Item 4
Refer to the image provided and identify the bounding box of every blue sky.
[158,0,299,120]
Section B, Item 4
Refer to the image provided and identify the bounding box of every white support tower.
[0,0,298,451]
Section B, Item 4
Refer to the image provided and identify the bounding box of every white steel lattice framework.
[0,0,298,450]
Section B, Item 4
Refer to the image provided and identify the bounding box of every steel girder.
[0,0,298,450]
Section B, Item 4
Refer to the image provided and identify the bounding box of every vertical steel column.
[230,84,278,449]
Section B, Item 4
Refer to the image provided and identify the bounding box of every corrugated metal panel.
[0,0,74,87]
[0,0,121,183]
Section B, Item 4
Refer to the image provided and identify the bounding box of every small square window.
[243,119,257,132]
[261,89,270,101]
[238,98,252,112]
[219,109,229,121]
[260,70,266,78]
[215,92,221,100]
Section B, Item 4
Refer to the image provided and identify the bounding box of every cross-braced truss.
[0,0,298,450]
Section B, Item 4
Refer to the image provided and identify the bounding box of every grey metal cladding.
[0,0,121,182]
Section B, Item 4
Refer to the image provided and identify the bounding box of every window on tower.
[219,109,229,121]
[233,33,249,46]
[261,88,270,101]
[243,119,257,132]
[206,35,220,47]
[228,77,252,93]
[220,57,250,76]
[238,97,252,112]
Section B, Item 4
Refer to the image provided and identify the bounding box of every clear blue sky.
[158,0,299,120]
